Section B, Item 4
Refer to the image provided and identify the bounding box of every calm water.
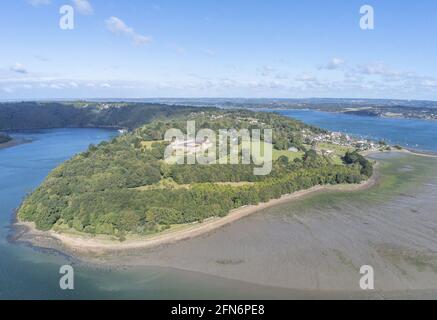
[274,110,437,152]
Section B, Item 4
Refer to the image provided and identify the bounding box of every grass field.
[142,139,306,164]
[272,149,304,161]
[141,140,164,149]
[133,178,255,191]
[316,142,353,156]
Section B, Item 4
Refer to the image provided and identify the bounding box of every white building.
[170,137,213,155]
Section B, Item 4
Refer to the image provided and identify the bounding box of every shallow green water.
[281,153,437,215]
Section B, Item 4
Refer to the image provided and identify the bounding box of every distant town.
[105,98,437,121]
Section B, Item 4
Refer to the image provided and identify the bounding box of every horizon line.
[1,97,437,103]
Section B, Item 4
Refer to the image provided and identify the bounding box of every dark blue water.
[275,110,437,152]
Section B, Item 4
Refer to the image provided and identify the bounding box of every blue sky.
[1,0,437,100]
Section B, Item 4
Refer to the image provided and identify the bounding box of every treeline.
[343,151,373,177]
[136,109,322,151]
[18,110,373,238]
[0,133,12,144]
[19,164,365,235]
[0,102,207,130]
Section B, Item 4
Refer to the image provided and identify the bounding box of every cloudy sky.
[1,0,437,100]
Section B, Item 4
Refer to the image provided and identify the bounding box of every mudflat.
[14,152,437,298]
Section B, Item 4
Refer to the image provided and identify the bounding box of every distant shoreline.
[404,148,437,158]
[0,138,31,150]
[14,163,380,256]
[255,107,437,122]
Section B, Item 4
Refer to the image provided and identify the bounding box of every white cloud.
[50,84,63,89]
[2,87,14,93]
[34,55,49,62]
[4,56,437,99]
[203,49,215,56]
[360,62,395,76]
[358,62,411,79]
[105,16,133,35]
[295,73,317,82]
[133,35,152,46]
[258,65,276,77]
[28,0,50,6]
[420,79,437,88]
[72,0,93,15]
[173,46,186,54]
[105,16,152,46]
[319,58,345,70]
[275,72,289,80]
[10,63,28,74]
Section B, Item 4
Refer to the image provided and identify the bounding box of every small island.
[17,109,375,249]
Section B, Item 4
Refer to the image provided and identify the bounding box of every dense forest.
[0,102,208,130]
[0,132,12,144]
[18,109,373,239]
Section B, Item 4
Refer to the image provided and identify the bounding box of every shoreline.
[14,166,379,255]
[258,107,437,122]
[361,148,437,159]
[403,148,437,158]
[0,138,31,150]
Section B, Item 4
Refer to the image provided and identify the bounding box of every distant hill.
[0,102,209,131]
[133,98,437,120]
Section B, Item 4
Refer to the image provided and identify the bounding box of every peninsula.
[16,107,375,248]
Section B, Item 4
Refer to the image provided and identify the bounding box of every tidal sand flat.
[76,152,437,297]
[16,177,377,253]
